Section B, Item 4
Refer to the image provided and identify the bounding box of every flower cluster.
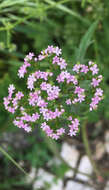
[68,117,80,136]
[41,122,65,140]
[40,107,64,121]
[90,88,103,111]
[4,84,24,114]
[28,90,48,107]
[13,111,40,132]
[73,63,89,74]
[91,75,102,88]
[3,45,103,139]
[27,71,53,91]
[56,71,78,84]
[73,86,85,104]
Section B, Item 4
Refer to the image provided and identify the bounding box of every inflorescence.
[3,45,103,139]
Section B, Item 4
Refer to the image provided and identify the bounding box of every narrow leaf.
[44,0,90,25]
[0,146,28,176]
[74,20,98,64]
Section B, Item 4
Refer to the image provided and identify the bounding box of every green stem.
[0,146,28,176]
[44,134,93,178]
[81,0,86,7]
[82,120,102,178]
[6,30,10,48]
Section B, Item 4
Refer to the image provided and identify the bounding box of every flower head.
[3,45,103,139]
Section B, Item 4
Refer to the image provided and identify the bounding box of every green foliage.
[25,136,52,167]
[74,20,98,64]
[0,146,28,176]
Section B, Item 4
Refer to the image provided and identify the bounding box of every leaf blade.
[75,20,99,64]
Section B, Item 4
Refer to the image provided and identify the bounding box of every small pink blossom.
[68,118,79,136]
[95,88,103,97]
[66,99,72,105]
[90,64,99,75]
[73,64,81,73]
[74,86,84,94]
[91,78,101,87]
[80,65,89,73]
[90,96,101,111]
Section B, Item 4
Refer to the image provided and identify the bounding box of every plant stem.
[81,0,86,7]
[7,29,11,48]
[81,120,102,178]
[44,133,93,178]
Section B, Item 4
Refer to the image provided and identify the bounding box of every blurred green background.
[0,0,109,189]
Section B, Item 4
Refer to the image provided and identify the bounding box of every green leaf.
[0,146,28,176]
[0,0,28,9]
[81,0,86,7]
[80,80,91,90]
[75,20,99,64]
[44,0,90,25]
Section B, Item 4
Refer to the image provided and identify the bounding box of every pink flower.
[15,91,24,100]
[27,74,36,90]
[3,97,10,109]
[68,118,79,136]
[52,56,67,69]
[25,52,34,61]
[90,64,99,75]
[91,78,100,87]
[40,82,48,90]
[3,85,24,114]
[66,99,72,105]
[28,91,40,106]
[68,116,72,121]
[66,74,78,85]
[8,84,15,96]
[47,86,60,101]
[8,107,15,114]
[51,134,59,140]
[73,64,81,73]
[74,86,84,94]
[73,64,89,74]
[58,58,67,69]
[90,96,101,111]
[95,88,103,97]
[27,71,53,91]
[73,86,85,103]
[37,96,48,108]
[18,61,31,78]
[53,46,62,56]
[56,71,67,83]
[13,119,32,132]
[46,45,54,54]
[72,98,79,104]
[18,65,27,78]
[31,113,40,122]
[52,56,59,64]
[80,65,89,73]
[56,128,65,135]
[57,71,78,85]
[38,54,46,60]
[41,122,53,136]
[88,61,93,66]
[34,57,38,62]
[78,94,85,103]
